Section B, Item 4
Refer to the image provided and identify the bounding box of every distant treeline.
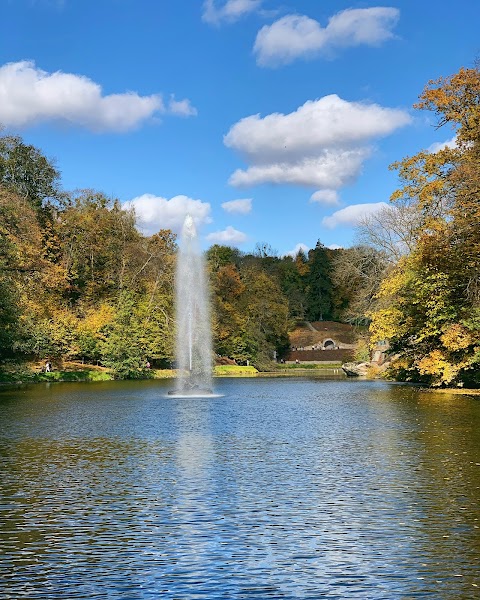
[0,132,365,376]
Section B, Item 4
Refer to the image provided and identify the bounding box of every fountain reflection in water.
[170,215,216,397]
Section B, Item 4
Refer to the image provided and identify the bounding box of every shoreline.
[0,362,345,385]
[416,387,480,396]
[0,368,345,385]
[1,369,479,396]
[1,363,478,394]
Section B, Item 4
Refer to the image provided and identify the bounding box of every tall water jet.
[171,215,213,396]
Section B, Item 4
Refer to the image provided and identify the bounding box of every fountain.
[169,215,215,397]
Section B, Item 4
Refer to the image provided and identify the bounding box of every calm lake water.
[1,377,479,599]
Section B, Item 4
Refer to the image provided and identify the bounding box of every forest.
[0,64,479,386]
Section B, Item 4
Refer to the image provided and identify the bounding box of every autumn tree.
[208,248,292,366]
[240,266,291,366]
[0,132,178,373]
[57,190,141,303]
[210,263,250,362]
[369,64,480,387]
[0,187,61,357]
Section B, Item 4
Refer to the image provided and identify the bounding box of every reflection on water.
[1,378,479,598]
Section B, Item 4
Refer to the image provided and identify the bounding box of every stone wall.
[284,349,355,363]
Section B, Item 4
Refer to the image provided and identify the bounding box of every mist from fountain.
[170,215,214,397]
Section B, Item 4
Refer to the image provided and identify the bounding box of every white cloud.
[229,150,370,188]
[206,226,248,245]
[283,242,309,258]
[168,95,198,117]
[328,244,343,250]
[310,189,339,205]
[123,194,211,235]
[255,7,399,67]
[225,95,409,160]
[322,202,389,229]
[428,136,457,153]
[327,7,399,46]
[225,95,410,189]
[221,198,252,214]
[202,0,262,25]
[0,61,197,131]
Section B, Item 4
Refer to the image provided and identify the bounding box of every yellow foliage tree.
[369,64,480,387]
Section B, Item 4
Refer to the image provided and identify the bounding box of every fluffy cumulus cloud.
[202,0,262,25]
[224,94,411,190]
[123,194,211,235]
[0,61,197,131]
[206,226,248,245]
[228,150,370,188]
[221,198,252,214]
[310,189,339,205]
[322,202,389,229]
[254,7,400,67]
[283,242,309,258]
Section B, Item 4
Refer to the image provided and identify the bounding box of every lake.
[1,377,479,598]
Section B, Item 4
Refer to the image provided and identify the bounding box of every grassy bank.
[2,361,477,392]
[0,362,260,383]
[151,369,176,379]
[0,361,348,384]
[214,365,259,376]
[0,361,113,383]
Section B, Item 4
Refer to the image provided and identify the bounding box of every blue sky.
[1,0,478,255]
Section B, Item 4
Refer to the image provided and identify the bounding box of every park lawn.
[0,361,113,383]
[214,365,259,376]
[152,369,176,379]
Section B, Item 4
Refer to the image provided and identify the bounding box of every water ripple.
[0,378,479,598]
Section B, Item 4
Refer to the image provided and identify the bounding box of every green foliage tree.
[305,241,335,321]
[0,133,61,214]
[275,257,307,320]
[206,244,241,271]
[100,292,152,379]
